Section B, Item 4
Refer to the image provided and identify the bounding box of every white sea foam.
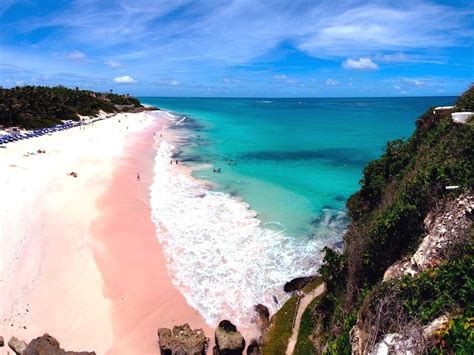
[150,151,334,329]
[149,114,337,330]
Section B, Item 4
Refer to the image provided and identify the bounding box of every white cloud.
[326,78,339,86]
[375,52,445,64]
[113,75,137,84]
[403,78,424,86]
[66,50,87,61]
[158,78,179,86]
[105,60,123,68]
[342,57,378,70]
[377,53,409,62]
[16,1,472,66]
[274,74,297,84]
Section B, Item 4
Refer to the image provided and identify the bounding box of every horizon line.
[137,94,459,99]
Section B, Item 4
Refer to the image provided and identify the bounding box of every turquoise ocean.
[141,96,456,330]
[142,97,455,236]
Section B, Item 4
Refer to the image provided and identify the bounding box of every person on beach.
[170,160,173,165]
[136,173,140,181]
[175,160,178,165]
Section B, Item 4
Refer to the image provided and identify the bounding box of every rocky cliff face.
[383,191,473,281]
[350,193,473,354]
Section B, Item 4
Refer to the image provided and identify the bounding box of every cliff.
[263,85,473,354]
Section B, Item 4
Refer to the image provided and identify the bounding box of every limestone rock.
[157,324,208,355]
[8,336,27,355]
[214,320,245,355]
[383,191,473,281]
[23,333,96,355]
[283,276,315,292]
[369,314,449,354]
[382,258,410,281]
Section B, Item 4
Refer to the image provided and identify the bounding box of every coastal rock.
[0,335,4,347]
[8,336,27,355]
[246,339,260,355]
[254,304,270,333]
[350,324,372,355]
[357,314,450,354]
[283,276,316,292]
[23,333,96,355]
[383,191,473,281]
[214,320,245,355]
[382,258,410,281]
[157,324,208,355]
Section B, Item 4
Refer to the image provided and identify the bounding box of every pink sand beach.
[0,112,210,354]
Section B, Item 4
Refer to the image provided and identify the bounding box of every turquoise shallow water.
[141,97,456,238]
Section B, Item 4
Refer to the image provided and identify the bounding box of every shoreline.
[0,111,210,354]
[90,114,211,354]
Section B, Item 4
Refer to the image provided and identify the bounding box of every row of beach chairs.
[0,118,106,145]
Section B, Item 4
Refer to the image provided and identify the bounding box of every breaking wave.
[149,113,342,329]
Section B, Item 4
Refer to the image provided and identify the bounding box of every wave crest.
[149,138,334,328]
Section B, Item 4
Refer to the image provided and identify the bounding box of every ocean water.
[141,97,455,329]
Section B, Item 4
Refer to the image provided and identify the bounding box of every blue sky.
[0,0,473,97]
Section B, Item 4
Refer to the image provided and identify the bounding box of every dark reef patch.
[239,148,370,166]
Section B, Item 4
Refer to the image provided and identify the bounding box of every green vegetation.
[454,84,474,111]
[276,86,474,354]
[261,295,299,355]
[0,85,142,129]
[432,315,474,354]
[358,242,473,352]
[396,252,472,323]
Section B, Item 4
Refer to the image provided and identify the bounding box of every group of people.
[212,158,237,173]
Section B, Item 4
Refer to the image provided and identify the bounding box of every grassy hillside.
[288,85,474,354]
[0,86,143,129]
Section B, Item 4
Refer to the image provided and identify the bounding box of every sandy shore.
[0,112,210,354]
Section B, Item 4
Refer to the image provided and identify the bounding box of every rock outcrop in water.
[254,304,270,334]
[213,320,245,355]
[246,339,260,355]
[283,276,316,292]
[157,324,208,355]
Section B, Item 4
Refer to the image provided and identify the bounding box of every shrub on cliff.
[455,84,474,111]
